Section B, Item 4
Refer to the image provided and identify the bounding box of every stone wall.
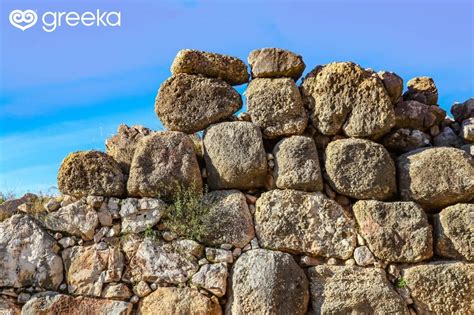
[1,48,473,315]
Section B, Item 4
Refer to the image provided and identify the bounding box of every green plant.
[0,191,16,205]
[144,225,159,240]
[396,277,407,288]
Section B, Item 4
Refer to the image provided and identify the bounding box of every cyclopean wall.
[1,48,473,315]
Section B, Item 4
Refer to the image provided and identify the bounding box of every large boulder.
[402,262,473,314]
[272,136,323,191]
[433,203,473,261]
[246,78,307,138]
[127,132,202,200]
[451,98,474,122]
[171,49,248,86]
[403,76,438,105]
[308,266,408,314]
[382,128,431,152]
[105,124,152,174]
[226,249,309,315]
[57,151,125,198]
[255,190,356,259]
[155,73,242,133]
[22,292,132,315]
[248,48,305,80]
[138,287,221,315]
[301,62,395,139]
[0,215,63,290]
[353,200,433,262]
[200,190,255,248]
[325,138,397,200]
[397,147,474,209]
[203,122,267,190]
[377,71,403,103]
[394,100,445,130]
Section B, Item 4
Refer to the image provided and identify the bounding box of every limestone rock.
[397,147,474,208]
[138,287,221,315]
[382,128,431,152]
[191,263,228,297]
[433,203,473,261]
[127,131,202,200]
[246,78,307,138]
[200,190,255,248]
[377,71,403,103]
[0,296,20,315]
[403,76,438,105]
[394,100,445,130]
[272,136,323,191]
[451,98,474,122]
[62,244,124,297]
[105,124,152,174]
[353,200,433,262]
[255,190,356,259]
[101,283,132,300]
[248,48,305,80]
[22,292,132,315]
[353,246,375,266]
[402,262,473,314]
[226,249,309,315]
[0,193,37,221]
[301,62,395,139]
[308,265,409,314]
[171,49,248,86]
[461,117,474,142]
[0,215,63,290]
[155,73,242,133]
[203,122,267,190]
[325,138,397,200]
[120,198,167,234]
[205,248,233,264]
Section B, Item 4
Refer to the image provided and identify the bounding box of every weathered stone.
[133,281,151,298]
[0,296,20,315]
[433,126,464,147]
[191,263,228,297]
[57,151,125,198]
[101,283,132,300]
[127,132,202,200]
[200,190,255,248]
[105,124,152,174]
[402,262,473,314]
[353,200,433,262]
[325,138,397,200]
[308,265,408,314]
[0,193,37,221]
[382,128,431,152]
[62,245,123,297]
[226,249,309,315]
[155,73,242,133]
[0,215,63,290]
[246,78,307,138]
[377,71,403,103]
[433,203,473,261]
[461,144,474,155]
[120,198,167,234]
[173,239,204,257]
[203,122,267,190]
[451,98,474,122]
[138,287,221,315]
[272,136,323,191]
[205,248,233,264]
[22,292,132,315]
[44,199,98,240]
[171,49,248,85]
[255,190,356,259]
[461,118,474,142]
[301,62,395,139]
[394,100,445,130]
[248,48,305,80]
[403,76,438,105]
[397,147,474,208]
[353,246,375,266]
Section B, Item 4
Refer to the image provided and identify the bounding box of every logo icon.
[9,10,38,31]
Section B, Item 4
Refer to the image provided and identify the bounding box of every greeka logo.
[9,9,121,32]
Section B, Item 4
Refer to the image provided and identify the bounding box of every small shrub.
[144,225,159,240]
[396,277,407,288]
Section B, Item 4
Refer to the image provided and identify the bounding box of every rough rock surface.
[57,151,125,198]
[451,98,474,122]
[155,73,242,133]
[301,62,395,139]
[382,128,431,152]
[22,292,132,315]
[308,266,409,314]
[200,190,255,248]
[433,126,464,147]
[353,200,433,262]
[377,70,403,103]
[272,136,323,191]
[127,132,202,200]
[0,296,20,315]
[397,147,474,208]
[402,262,473,314]
[203,122,267,190]
[138,287,221,315]
[120,198,167,234]
[394,100,445,130]
[226,249,309,315]
[248,48,305,80]
[191,263,228,297]
[171,49,248,86]
[461,117,474,142]
[433,203,473,261]
[0,193,37,221]
[255,190,356,259]
[105,124,152,174]
[403,76,438,105]
[246,78,307,138]
[325,138,397,200]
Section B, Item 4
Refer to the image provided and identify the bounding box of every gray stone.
[205,248,233,264]
[248,48,305,80]
[433,126,464,147]
[461,118,474,142]
[382,128,431,152]
[451,98,474,122]
[353,246,375,266]
[191,263,228,297]
[120,198,167,234]
[461,144,474,155]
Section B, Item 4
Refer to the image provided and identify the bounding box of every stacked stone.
[1,48,473,315]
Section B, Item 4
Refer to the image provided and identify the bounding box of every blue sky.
[0,0,473,194]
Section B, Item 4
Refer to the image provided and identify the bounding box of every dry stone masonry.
[1,48,473,315]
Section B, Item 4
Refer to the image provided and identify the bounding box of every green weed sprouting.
[396,277,407,288]
[144,225,159,240]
